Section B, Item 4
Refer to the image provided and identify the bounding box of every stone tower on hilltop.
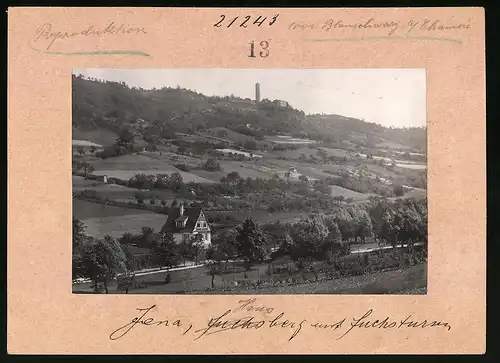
[255,82,260,103]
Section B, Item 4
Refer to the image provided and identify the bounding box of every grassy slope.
[89,154,217,183]
[73,199,157,220]
[329,185,371,200]
[72,127,118,147]
[79,214,167,238]
[73,263,427,295]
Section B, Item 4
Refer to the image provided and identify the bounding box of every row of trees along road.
[73,220,206,293]
[73,197,426,292]
[206,197,427,277]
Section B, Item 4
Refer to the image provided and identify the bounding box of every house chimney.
[179,202,184,216]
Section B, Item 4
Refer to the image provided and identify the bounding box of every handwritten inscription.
[33,22,147,51]
[288,17,472,38]
[109,304,188,340]
[109,299,452,342]
[214,14,279,28]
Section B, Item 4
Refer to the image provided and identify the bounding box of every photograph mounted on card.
[8,7,485,354]
[71,68,427,296]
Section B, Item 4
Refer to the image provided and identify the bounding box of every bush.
[175,163,190,172]
[80,189,100,200]
[202,158,223,172]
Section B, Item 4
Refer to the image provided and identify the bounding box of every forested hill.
[305,115,427,152]
[72,75,426,151]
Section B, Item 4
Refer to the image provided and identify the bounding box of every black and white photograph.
[72,68,427,295]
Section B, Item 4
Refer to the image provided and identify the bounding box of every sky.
[73,68,426,128]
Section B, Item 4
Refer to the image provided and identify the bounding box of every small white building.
[160,203,212,246]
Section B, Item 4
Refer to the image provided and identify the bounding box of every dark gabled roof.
[175,215,188,223]
[161,206,204,234]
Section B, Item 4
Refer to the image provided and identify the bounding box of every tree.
[314,182,331,195]
[211,230,237,270]
[355,209,373,243]
[333,208,356,242]
[316,149,328,159]
[169,172,184,189]
[72,219,88,279]
[274,232,294,257]
[380,209,400,246]
[180,233,205,265]
[78,161,95,180]
[138,226,156,248]
[80,235,127,293]
[244,140,257,150]
[289,215,329,259]
[333,195,345,205]
[393,184,405,197]
[203,158,222,172]
[116,129,135,149]
[73,219,87,252]
[149,233,180,271]
[118,232,135,245]
[205,259,222,289]
[322,219,346,258]
[235,218,269,269]
[226,171,241,187]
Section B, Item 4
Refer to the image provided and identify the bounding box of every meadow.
[78,213,167,238]
[72,127,118,147]
[73,199,158,220]
[73,176,178,204]
[329,185,371,200]
[73,261,427,295]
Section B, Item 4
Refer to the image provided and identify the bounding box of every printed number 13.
[249,40,270,58]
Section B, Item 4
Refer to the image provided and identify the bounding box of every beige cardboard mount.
[8,7,485,354]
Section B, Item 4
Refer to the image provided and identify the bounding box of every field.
[74,200,167,238]
[208,210,305,225]
[93,169,216,183]
[217,160,276,178]
[74,197,304,238]
[73,176,179,205]
[391,187,426,200]
[89,154,216,183]
[201,127,263,145]
[79,214,167,238]
[73,199,158,220]
[234,263,427,295]
[266,136,316,145]
[73,127,427,241]
[317,147,353,158]
[329,185,371,200]
[72,127,118,147]
[395,163,426,170]
[72,140,103,148]
[273,146,318,159]
[73,262,427,295]
[376,140,412,150]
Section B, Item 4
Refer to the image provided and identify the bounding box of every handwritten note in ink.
[289,17,472,44]
[109,298,452,343]
[29,22,149,55]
